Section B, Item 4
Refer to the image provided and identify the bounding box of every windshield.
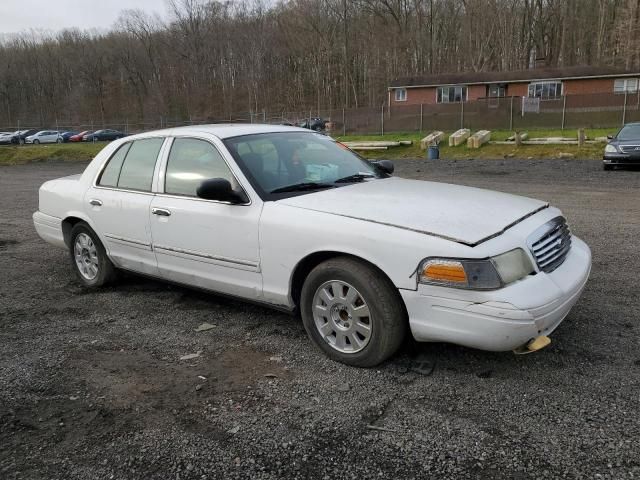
[617,124,640,141]
[224,132,383,199]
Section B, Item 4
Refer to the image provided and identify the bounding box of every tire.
[603,164,613,171]
[68,222,116,288]
[57,138,62,143]
[300,257,407,367]
[33,139,39,145]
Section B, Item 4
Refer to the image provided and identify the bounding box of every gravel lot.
[1,158,639,479]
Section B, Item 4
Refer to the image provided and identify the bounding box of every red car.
[69,130,92,142]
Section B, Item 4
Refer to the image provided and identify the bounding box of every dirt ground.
[1,158,639,479]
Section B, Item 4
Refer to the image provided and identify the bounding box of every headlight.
[418,249,534,290]
[604,144,618,153]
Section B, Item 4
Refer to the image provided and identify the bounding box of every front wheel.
[300,257,407,367]
[33,139,39,144]
[603,164,613,171]
[69,223,116,288]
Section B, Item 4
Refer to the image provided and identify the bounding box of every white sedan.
[33,125,591,366]
[25,130,62,144]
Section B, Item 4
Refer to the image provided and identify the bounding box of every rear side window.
[117,138,164,191]
[165,138,236,197]
[98,143,131,187]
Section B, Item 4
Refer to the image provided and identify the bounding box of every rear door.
[84,137,167,276]
[43,131,56,143]
[149,136,262,300]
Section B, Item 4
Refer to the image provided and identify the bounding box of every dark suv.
[603,122,640,170]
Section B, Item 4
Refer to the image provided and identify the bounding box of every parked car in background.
[70,131,92,142]
[603,122,640,170]
[299,117,327,131]
[84,129,125,142]
[33,124,591,367]
[11,129,39,145]
[25,130,62,145]
[0,132,14,145]
[58,131,78,143]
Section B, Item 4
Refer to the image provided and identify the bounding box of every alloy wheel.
[74,233,99,280]
[312,280,372,353]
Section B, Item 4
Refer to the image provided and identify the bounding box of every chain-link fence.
[1,91,638,138]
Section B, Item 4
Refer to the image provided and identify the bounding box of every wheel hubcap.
[74,233,99,280]
[312,280,372,353]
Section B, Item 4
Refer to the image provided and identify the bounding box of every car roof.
[127,123,310,141]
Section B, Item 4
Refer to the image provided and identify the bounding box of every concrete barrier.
[467,130,491,149]
[448,129,471,147]
[420,131,445,150]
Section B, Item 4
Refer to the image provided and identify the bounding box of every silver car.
[25,130,62,145]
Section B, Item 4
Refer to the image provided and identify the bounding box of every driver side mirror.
[373,159,395,175]
[607,135,614,140]
[196,178,249,204]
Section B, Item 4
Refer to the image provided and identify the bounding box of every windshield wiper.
[334,173,377,183]
[270,182,335,194]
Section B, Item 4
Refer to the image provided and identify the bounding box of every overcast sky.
[0,0,167,34]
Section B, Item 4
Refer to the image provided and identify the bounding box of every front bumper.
[400,236,591,351]
[603,153,640,165]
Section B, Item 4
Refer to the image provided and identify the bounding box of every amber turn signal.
[422,260,468,284]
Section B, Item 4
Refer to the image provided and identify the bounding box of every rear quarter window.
[98,143,131,187]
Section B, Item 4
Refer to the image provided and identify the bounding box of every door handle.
[151,207,171,217]
[89,199,102,206]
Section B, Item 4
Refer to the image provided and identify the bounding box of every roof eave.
[389,72,640,89]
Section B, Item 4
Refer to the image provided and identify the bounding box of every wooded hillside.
[0,0,638,127]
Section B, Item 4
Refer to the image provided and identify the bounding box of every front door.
[149,136,262,300]
[84,137,166,276]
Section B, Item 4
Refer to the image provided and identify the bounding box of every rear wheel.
[300,257,407,367]
[69,223,115,288]
[603,164,613,171]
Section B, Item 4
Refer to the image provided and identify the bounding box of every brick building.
[389,66,640,105]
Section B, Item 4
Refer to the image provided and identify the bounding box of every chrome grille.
[619,145,640,154]
[527,216,572,273]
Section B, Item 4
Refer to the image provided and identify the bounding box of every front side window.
[437,86,467,103]
[395,88,407,101]
[224,132,383,199]
[528,81,562,99]
[165,138,237,197]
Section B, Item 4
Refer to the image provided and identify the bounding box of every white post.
[509,96,514,131]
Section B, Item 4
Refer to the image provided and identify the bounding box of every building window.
[437,86,467,103]
[614,78,639,93]
[488,84,506,98]
[395,88,407,102]
[528,81,562,99]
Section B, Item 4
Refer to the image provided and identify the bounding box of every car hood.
[276,177,548,246]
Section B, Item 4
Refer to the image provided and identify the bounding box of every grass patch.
[334,128,615,160]
[0,143,104,166]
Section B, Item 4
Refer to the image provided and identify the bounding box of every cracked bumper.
[400,237,591,351]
